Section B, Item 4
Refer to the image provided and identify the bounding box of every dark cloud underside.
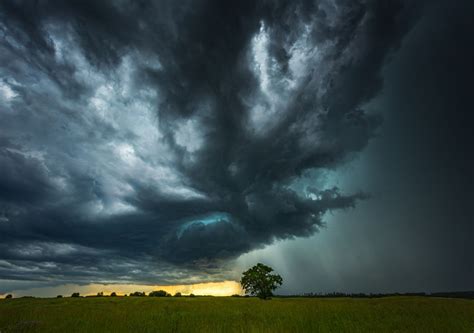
[0,0,424,286]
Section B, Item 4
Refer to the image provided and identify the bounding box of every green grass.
[0,296,473,332]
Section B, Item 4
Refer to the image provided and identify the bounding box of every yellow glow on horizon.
[2,281,243,298]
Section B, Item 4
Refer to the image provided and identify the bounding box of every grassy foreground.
[0,296,473,332]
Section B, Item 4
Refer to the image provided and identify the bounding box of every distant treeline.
[4,291,473,300]
[275,291,474,300]
[84,290,189,298]
[4,292,222,299]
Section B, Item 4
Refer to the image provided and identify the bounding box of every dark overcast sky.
[0,0,472,295]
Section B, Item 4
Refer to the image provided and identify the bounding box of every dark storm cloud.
[245,0,474,294]
[0,138,55,204]
[0,0,421,285]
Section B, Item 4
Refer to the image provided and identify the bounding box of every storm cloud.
[0,0,423,286]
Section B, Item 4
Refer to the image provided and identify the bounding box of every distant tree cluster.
[129,291,146,297]
[71,292,80,298]
[87,291,118,297]
[122,290,194,297]
[149,290,171,297]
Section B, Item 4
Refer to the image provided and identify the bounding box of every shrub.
[71,292,80,298]
[174,292,182,297]
[110,292,117,297]
[5,294,12,299]
[57,295,63,298]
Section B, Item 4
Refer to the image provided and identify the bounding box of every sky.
[0,0,472,297]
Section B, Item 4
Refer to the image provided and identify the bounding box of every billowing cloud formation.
[0,0,420,286]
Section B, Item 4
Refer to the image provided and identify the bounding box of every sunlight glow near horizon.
[1,281,243,298]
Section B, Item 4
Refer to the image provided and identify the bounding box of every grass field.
[0,296,473,332]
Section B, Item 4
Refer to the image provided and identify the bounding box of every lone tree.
[240,263,283,299]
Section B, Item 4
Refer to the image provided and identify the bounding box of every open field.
[1,296,473,332]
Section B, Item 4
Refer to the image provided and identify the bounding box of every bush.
[174,292,182,297]
[5,294,12,299]
[57,295,63,298]
[110,292,117,297]
[71,292,80,298]
[231,294,241,297]
[189,293,195,297]
[97,292,104,297]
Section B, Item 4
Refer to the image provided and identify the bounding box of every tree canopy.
[240,263,283,299]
